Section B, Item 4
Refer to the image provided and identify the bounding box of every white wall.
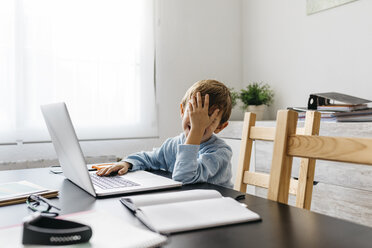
[0,0,243,165]
[242,0,372,119]
[156,0,243,141]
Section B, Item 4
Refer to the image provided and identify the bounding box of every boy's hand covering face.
[188,92,220,133]
[183,92,223,145]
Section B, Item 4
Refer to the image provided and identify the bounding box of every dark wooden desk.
[1,168,372,248]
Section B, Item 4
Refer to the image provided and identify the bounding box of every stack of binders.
[288,92,372,122]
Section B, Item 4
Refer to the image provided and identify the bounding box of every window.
[0,0,157,144]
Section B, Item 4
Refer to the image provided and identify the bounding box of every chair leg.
[267,110,298,204]
[234,112,256,192]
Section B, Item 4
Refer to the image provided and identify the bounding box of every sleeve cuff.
[122,158,143,171]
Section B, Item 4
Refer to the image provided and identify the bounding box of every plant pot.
[246,104,266,121]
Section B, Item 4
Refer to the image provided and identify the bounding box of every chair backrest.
[234,110,321,210]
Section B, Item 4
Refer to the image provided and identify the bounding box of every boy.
[97,79,233,188]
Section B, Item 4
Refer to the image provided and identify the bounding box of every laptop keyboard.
[90,173,140,190]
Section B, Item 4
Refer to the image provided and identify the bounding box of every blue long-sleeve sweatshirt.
[123,133,233,188]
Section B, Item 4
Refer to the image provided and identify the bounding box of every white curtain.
[0,0,157,144]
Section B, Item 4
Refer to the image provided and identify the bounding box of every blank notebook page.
[136,197,260,233]
[67,211,167,248]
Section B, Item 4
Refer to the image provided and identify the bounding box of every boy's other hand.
[96,161,131,176]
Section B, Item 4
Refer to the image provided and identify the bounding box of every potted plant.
[240,82,274,120]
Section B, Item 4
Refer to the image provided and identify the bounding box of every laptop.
[41,102,182,197]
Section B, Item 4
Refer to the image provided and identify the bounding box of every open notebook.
[120,189,261,234]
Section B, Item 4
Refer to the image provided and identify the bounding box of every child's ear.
[214,122,229,134]
[180,104,185,117]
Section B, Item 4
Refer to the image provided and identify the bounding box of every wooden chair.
[234,110,321,210]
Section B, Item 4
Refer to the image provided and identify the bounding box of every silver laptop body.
[41,102,182,197]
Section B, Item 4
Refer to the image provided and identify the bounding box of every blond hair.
[181,79,232,124]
